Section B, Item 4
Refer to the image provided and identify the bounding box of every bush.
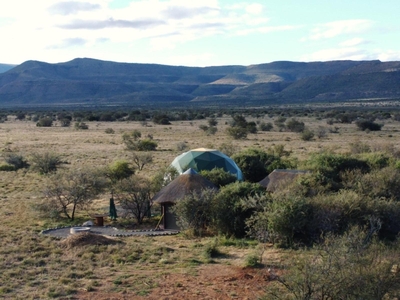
[355,119,383,131]
[136,139,158,151]
[232,148,292,183]
[266,194,313,247]
[74,122,89,130]
[105,128,115,134]
[300,129,314,141]
[211,182,266,237]
[4,153,29,170]
[258,122,273,131]
[199,168,237,187]
[172,189,217,236]
[286,118,305,132]
[0,164,16,171]
[36,117,53,127]
[30,152,64,174]
[265,229,400,299]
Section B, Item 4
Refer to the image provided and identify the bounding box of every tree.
[43,168,106,220]
[30,152,64,174]
[114,175,153,224]
[131,152,153,171]
[122,131,157,151]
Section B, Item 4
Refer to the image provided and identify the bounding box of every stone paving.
[41,226,179,238]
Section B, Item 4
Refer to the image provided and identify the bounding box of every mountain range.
[0,58,400,107]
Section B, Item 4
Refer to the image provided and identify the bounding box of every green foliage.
[258,121,273,131]
[122,131,157,151]
[300,128,314,141]
[3,153,29,170]
[355,119,383,131]
[30,152,64,174]
[226,115,257,139]
[266,194,313,247]
[303,152,370,189]
[152,114,171,125]
[265,229,400,300]
[74,122,88,130]
[172,189,217,236]
[211,182,266,237]
[135,139,158,151]
[104,128,115,134]
[285,118,305,132]
[106,160,135,184]
[226,126,248,139]
[36,117,53,127]
[232,148,292,183]
[0,163,16,171]
[199,168,237,187]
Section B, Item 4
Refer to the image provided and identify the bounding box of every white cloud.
[166,52,215,66]
[246,3,263,15]
[301,47,372,61]
[307,19,374,40]
[340,38,369,47]
[237,25,299,36]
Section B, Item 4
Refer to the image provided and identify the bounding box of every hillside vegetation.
[1,58,400,106]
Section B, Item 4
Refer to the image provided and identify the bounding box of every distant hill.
[0,58,400,107]
[0,64,16,74]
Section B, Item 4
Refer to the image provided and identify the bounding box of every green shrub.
[104,128,115,134]
[300,129,314,141]
[355,119,383,131]
[30,152,64,174]
[0,164,15,171]
[265,229,400,300]
[74,122,89,130]
[199,168,237,187]
[36,117,53,127]
[233,148,292,183]
[3,153,29,170]
[286,118,305,132]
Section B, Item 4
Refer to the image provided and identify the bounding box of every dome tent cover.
[170,148,243,181]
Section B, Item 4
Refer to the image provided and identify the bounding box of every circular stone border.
[40,226,179,239]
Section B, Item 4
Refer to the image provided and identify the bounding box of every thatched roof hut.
[153,168,218,204]
[259,169,309,192]
[153,169,218,230]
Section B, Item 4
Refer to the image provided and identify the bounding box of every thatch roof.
[259,169,309,192]
[153,169,218,204]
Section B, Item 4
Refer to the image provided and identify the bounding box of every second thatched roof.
[153,168,218,204]
[259,169,310,192]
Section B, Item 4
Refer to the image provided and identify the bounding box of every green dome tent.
[170,148,243,181]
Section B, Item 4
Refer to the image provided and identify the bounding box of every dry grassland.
[1,113,400,299]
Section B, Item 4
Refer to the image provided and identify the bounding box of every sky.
[1,0,400,67]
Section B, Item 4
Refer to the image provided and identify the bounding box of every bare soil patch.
[73,264,279,300]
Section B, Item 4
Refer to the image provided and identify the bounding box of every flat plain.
[1,111,399,299]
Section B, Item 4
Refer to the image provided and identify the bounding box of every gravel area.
[41,226,179,238]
